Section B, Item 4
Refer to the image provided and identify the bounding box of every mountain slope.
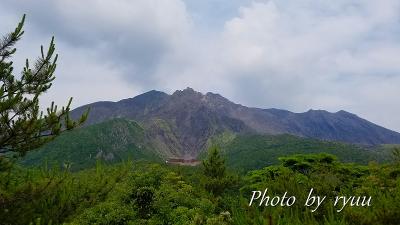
[72,89,251,157]
[70,88,400,157]
[22,118,160,171]
[70,90,170,126]
[23,125,386,172]
[218,134,387,172]
[264,109,400,145]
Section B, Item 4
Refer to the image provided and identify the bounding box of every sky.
[1,0,400,131]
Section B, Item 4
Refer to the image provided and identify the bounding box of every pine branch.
[0,15,88,162]
[0,14,25,62]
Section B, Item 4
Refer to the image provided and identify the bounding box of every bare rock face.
[71,88,400,157]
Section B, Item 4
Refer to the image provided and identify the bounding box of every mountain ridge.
[70,87,400,157]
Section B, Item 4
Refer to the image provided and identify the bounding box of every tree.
[203,146,226,179]
[202,145,229,195]
[134,186,155,219]
[392,147,400,165]
[0,15,88,163]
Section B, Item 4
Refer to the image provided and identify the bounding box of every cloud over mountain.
[1,0,400,131]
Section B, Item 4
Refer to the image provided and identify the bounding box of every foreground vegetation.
[1,148,399,225]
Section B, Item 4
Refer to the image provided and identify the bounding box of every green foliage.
[134,186,155,219]
[0,15,88,167]
[0,161,131,225]
[221,134,385,172]
[240,153,400,225]
[21,118,160,171]
[202,146,234,196]
[203,146,226,179]
[68,162,223,225]
[70,201,135,225]
[1,153,400,224]
[391,147,400,164]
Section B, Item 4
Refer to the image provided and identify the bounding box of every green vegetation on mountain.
[221,134,386,172]
[373,144,400,162]
[23,120,386,173]
[22,118,160,171]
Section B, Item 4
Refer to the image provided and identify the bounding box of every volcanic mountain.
[70,87,400,158]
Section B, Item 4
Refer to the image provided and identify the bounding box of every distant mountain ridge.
[70,87,400,157]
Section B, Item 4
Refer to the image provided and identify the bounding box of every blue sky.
[1,0,400,131]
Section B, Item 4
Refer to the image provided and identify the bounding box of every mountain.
[71,88,250,158]
[70,87,400,158]
[23,126,387,172]
[22,118,160,171]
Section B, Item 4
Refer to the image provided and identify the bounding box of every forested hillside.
[220,134,388,172]
[21,119,388,172]
[22,118,160,171]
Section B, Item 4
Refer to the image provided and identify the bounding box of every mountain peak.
[336,110,353,115]
[133,89,167,99]
[204,91,234,106]
[205,91,223,98]
[181,87,196,93]
[172,87,201,96]
[306,109,329,113]
[145,90,167,95]
[71,88,400,150]
[183,87,195,92]
[118,90,168,104]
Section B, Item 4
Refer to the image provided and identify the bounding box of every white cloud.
[1,0,400,131]
[170,0,400,131]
